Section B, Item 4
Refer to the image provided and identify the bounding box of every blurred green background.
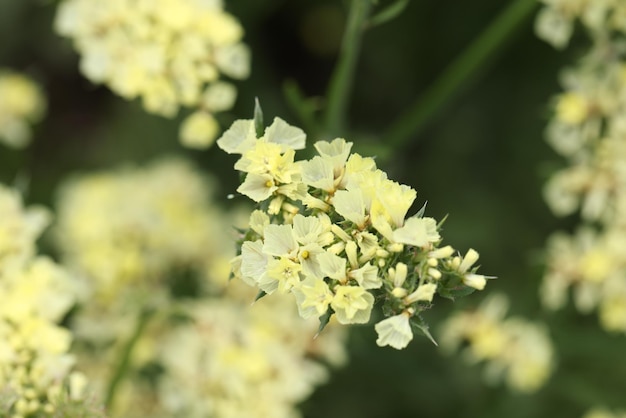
[2,0,625,417]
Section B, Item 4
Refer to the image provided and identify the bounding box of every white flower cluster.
[583,407,626,418]
[55,157,226,308]
[218,116,491,350]
[536,0,626,49]
[156,281,346,418]
[54,157,347,417]
[0,185,93,417]
[55,0,250,148]
[537,3,626,333]
[0,70,46,148]
[439,294,554,393]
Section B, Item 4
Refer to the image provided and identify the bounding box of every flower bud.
[405,283,437,304]
[345,240,359,268]
[392,287,408,298]
[462,273,487,290]
[429,245,454,259]
[428,268,442,280]
[394,262,408,287]
[459,248,480,273]
[331,224,351,242]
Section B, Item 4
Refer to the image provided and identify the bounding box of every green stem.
[283,79,322,139]
[384,0,537,148]
[323,0,372,137]
[104,308,153,410]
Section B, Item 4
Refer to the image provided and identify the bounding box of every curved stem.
[104,308,153,410]
[323,0,372,137]
[384,0,537,148]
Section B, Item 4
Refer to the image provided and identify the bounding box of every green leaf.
[315,309,333,337]
[254,289,267,302]
[411,316,438,346]
[367,0,409,29]
[253,97,264,138]
[438,283,476,301]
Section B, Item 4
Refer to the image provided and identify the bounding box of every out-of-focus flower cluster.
[156,282,346,418]
[54,157,346,417]
[0,70,46,149]
[535,0,626,49]
[218,115,491,350]
[55,158,227,307]
[439,294,554,393]
[537,3,626,333]
[0,185,100,417]
[54,0,250,149]
[583,408,626,418]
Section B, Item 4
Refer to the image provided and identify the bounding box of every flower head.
[220,115,491,349]
[55,0,250,148]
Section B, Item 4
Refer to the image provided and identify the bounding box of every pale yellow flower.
[293,277,334,318]
[331,285,374,324]
[392,217,440,247]
[55,0,250,148]
[179,111,219,149]
[300,156,336,192]
[237,172,278,202]
[349,262,381,289]
[265,257,302,293]
[332,189,367,227]
[405,283,437,304]
[556,92,589,124]
[0,70,46,148]
[375,312,413,349]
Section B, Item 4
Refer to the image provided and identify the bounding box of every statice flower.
[218,113,492,350]
[54,157,347,417]
[535,0,626,49]
[537,2,626,334]
[157,280,346,418]
[0,185,99,416]
[583,408,626,418]
[55,158,225,306]
[439,294,554,393]
[0,69,46,148]
[54,0,250,149]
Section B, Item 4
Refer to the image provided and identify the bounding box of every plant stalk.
[384,0,537,148]
[323,0,372,137]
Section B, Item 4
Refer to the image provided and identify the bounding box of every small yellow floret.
[556,92,588,125]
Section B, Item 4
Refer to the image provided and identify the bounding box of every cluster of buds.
[218,108,491,349]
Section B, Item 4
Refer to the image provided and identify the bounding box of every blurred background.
[1,0,625,417]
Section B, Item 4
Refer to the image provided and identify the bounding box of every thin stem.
[283,79,323,139]
[104,308,153,410]
[384,0,537,148]
[323,0,372,137]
